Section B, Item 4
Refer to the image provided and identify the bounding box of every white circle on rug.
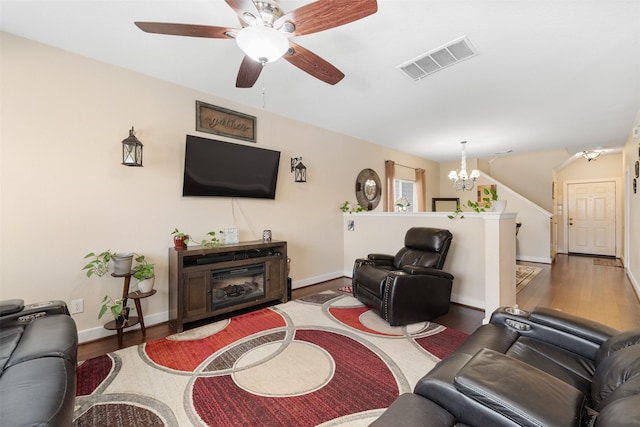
[232,341,334,397]
[359,310,427,335]
[167,319,230,341]
[331,295,363,307]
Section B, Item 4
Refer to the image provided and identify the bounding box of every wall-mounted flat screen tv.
[182,135,280,199]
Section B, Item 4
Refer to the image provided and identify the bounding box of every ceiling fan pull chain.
[261,62,267,109]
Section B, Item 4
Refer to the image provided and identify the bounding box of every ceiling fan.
[135,0,378,88]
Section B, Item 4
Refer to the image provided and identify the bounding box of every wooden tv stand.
[168,240,288,332]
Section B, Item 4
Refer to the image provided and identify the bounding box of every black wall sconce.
[121,126,143,167]
[290,157,306,182]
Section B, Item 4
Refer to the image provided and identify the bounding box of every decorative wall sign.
[196,101,256,143]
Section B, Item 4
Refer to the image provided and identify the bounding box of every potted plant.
[171,228,189,250]
[132,255,155,293]
[339,201,366,214]
[111,252,134,274]
[83,250,134,276]
[98,295,129,326]
[487,188,507,212]
[467,187,500,213]
[201,230,224,248]
[82,250,113,277]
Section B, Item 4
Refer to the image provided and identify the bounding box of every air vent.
[397,36,478,81]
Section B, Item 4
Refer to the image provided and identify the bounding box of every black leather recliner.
[371,306,640,427]
[352,227,454,326]
[0,299,78,427]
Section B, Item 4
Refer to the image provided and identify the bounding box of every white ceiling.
[2,0,639,162]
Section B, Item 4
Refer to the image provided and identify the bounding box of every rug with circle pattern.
[74,291,468,426]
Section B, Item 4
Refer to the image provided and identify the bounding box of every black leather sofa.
[0,299,78,427]
[371,306,640,427]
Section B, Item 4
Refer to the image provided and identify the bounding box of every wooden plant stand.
[103,272,156,348]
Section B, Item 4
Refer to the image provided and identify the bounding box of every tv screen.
[182,135,280,199]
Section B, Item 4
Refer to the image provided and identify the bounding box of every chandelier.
[448,141,480,191]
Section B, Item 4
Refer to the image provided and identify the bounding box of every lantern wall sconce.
[290,157,306,182]
[121,126,143,167]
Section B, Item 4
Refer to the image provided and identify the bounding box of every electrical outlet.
[71,298,83,314]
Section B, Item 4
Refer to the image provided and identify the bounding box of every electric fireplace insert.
[210,263,266,310]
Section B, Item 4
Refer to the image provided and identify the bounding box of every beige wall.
[0,33,439,340]
[481,150,569,212]
[623,110,640,296]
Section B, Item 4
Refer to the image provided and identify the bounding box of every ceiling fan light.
[236,25,289,64]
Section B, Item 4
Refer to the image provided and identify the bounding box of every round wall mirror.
[355,168,381,210]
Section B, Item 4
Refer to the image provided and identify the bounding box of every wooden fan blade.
[274,0,377,37]
[224,0,261,24]
[135,22,237,39]
[284,42,344,85]
[236,56,264,88]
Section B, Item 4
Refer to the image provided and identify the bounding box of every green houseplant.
[98,295,129,325]
[171,228,189,250]
[467,187,498,212]
[82,250,113,277]
[201,230,225,248]
[132,255,155,293]
[83,250,134,276]
[340,201,366,214]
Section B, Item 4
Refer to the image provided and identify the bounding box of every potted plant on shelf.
[488,188,507,212]
[98,295,129,326]
[339,201,366,214]
[467,187,501,213]
[83,250,134,277]
[201,230,224,248]
[132,255,155,293]
[171,228,189,250]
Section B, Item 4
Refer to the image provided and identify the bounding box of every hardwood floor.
[78,254,640,361]
[516,254,640,331]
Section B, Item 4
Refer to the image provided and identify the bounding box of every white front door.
[567,181,616,256]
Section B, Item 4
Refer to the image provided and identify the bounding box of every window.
[393,179,416,212]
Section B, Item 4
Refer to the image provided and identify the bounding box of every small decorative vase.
[262,230,272,242]
[137,276,155,293]
[112,253,134,275]
[173,235,188,250]
[492,200,507,213]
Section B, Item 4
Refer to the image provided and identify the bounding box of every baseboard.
[450,292,483,310]
[627,268,640,301]
[77,311,169,344]
[291,271,344,289]
[516,255,552,264]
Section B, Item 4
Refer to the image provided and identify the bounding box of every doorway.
[567,180,616,256]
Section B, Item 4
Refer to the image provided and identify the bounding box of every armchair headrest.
[404,228,453,254]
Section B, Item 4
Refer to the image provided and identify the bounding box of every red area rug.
[74,291,468,426]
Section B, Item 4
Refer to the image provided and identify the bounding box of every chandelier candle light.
[448,141,480,191]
